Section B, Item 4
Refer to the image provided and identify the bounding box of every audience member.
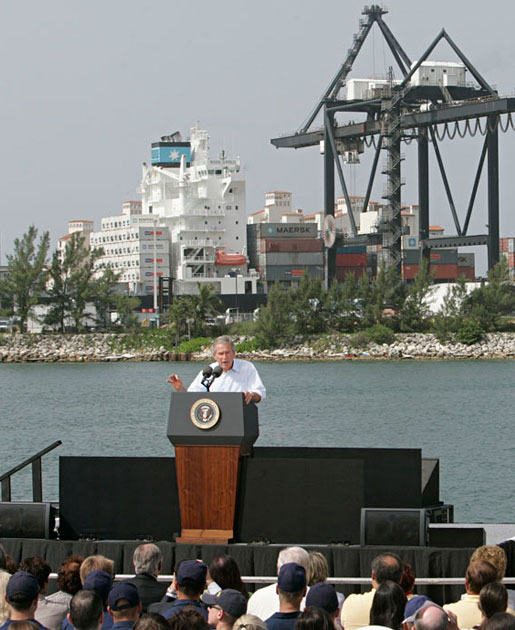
[482,613,515,630]
[480,583,509,621]
[148,560,207,620]
[202,589,248,630]
[340,553,403,630]
[265,563,307,630]
[65,570,115,630]
[127,545,168,613]
[294,608,333,630]
[400,565,416,600]
[132,614,168,630]
[305,584,339,629]
[247,548,310,621]
[7,623,41,630]
[80,559,114,586]
[207,556,248,598]
[107,583,142,630]
[47,557,84,610]
[18,558,67,630]
[233,615,267,630]
[68,590,103,630]
[367,581,406,630]
[306,553,343,624]
[411,603,457,630]
[443,561,498,629]
[0,571,47,630]
[1,545,10,624]
[471,547,515,610]
[167,609,210,630]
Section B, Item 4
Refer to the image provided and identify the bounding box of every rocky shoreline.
[1,332,515,363]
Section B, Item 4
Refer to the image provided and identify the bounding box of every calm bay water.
[1,360,514,523]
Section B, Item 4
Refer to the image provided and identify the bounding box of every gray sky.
[2,0,515,273]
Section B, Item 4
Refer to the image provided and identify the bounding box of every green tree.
[89,267,122,329]
[190,283,223,336]
[463,260,515,331]
[0,226,50,332]
[44,233,99,332]
[163,296,195,346]
[359,262,405,328]
[111,294,141,328]
[324,275,360,332]
[291,275,326,335]
[398,259,433,332]
[256,282,293,348]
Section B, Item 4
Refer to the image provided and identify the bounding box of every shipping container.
[402,235,419,250]
[261,238,323,253]
[457,266,475,281]
[336,245,367,254]
[510,240,515,254]
[263,265,324,281]
[336,253,367,266]
[263,252,324,266]
[458,253,475,267]
[500,238,508,253]
[402,263,460,281]
[508,252,515,267]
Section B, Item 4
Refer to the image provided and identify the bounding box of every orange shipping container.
[261,238,323,253]
[336,253,367,267]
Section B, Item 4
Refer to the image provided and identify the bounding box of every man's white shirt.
[187,358,266,400]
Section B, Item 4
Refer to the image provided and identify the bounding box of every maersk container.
[258,223,318,238]
[264,252,324,266]
[261,238,323,253]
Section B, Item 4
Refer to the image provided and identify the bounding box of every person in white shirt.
[168,336,266,404]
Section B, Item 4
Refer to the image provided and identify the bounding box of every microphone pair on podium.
[201,365,223,391]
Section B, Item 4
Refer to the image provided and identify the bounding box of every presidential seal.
[190,398,221,430]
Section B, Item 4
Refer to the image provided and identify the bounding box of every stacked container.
[500,237,515,279]
[335,245,367,281]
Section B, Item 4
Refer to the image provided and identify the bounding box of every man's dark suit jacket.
[127,573,169,612]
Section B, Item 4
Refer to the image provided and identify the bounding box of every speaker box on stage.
[428,525,486,548]
[0,502,57,539]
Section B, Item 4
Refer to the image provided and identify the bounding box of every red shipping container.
[432,264,459,280]
[336,253,367,267]
[263,238,322,253]
[458,266,475,280]
[508,253,515,267]
[500,238,508,253]
[402,264,418,280]
[335,266,367,281]
[430,253,441,260]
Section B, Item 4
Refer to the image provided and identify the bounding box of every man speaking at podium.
[168,335,266,404]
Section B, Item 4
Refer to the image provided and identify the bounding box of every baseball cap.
[306,582,338,614]
[202,589,248,618]
[108,582,140,611]
[177,560,207,590]
[277,563,306,593]
[83,570,113,602]
[404,595,433,620]
[403,599,443,626]
[6,571,40,602]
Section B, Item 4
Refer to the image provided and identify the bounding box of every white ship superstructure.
[140,125,257,295]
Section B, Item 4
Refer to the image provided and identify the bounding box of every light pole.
[152,219,160,328]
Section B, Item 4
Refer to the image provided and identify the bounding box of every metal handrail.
[46,574,515,585]
[0,441,62,502]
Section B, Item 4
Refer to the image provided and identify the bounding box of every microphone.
[212,366,223,379]
[201,365,214,391]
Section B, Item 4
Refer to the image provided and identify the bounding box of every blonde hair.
[233,615,267,630]
[308,551,329,586]
[79,555,115,584]
[470,546,507,581]
[0,570,10,623]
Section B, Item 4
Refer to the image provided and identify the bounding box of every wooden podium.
[167,392,259,544]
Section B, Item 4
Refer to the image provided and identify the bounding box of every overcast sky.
[2,0,515,272]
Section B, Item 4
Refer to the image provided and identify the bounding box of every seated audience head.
[482,613,515,630]
[276,563,307,610]
[174,560,208,600]
[168,608,210,630]
[412,604,450,630]
[295,607,334,630]
[370,581,407,630]
[307,553,329,587]
[133,544,162,577]
[479,582,508,619]
[133,613,170,630]
[208,554,248,597]
[471,547,508,582]
[465,561,498,595]
[18,557,51,595]
[233,615,267,630]
[5,556,17,575]
[277,548,310,577]
[107,582,142,622]
[400,563,416,596]
[371,553,403,588]
[203,588,248,629]
[57,555,84,596]
[83,570,114,607]
[80,555,115,585]
[305,583,338,622]
[69,589,104,630]
[5,571,41,617]
[404,596,433,622]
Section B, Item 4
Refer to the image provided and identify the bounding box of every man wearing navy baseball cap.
[265,563,307,630]
[149,560,208,620]
[202,589,247,630]
[107,583,142,630]
[0,571,48,630]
